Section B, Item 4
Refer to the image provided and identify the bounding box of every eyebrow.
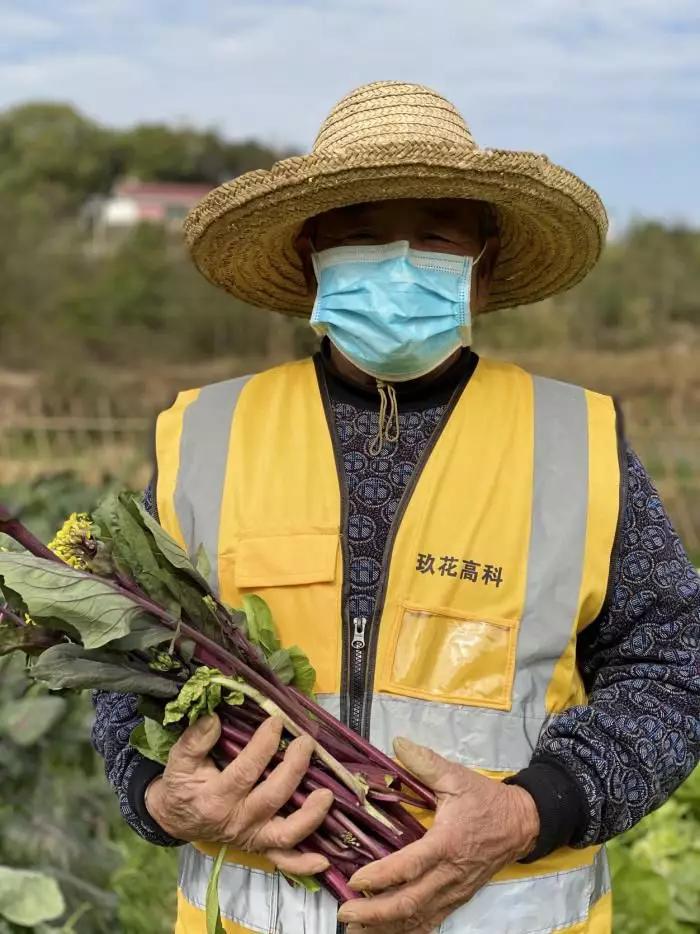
[321,200,481,239]
[329,203,379,223]
[416,203,472,225]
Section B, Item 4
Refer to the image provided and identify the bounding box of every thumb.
[393,736,460,794]
[170,714,221,772]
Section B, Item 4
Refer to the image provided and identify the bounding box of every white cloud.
[0,0,698,220]
[0,7,61,40]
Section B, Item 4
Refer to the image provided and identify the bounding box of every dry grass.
[2,348,698,553]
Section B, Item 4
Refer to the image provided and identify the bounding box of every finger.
[244,734,317,823]
[168,715,221,774]
[393,737,460,795]
[250,787,333,850]
[265,848,330,875]
[347,922,437,934]
[346,894,454,934]
[346,926,437,934]
[347,830,444,893]
[213,716,283,797]
[339,863,455,929]
[347,917,441,934]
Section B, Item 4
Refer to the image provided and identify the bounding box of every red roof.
[115,180,214,200]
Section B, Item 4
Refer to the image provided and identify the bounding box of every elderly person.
[92,81,700,934]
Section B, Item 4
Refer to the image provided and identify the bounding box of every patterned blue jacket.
[92,351,700,856]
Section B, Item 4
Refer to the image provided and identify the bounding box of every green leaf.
[0,694,67,746]
[194,544,212,585]
[93,492,180,615]
[0,622,33,656]
[130,717,180,765]
[222,688,244,707]
[205,845,227,934]
[0,621,60,657]
[267,649,295,684]
[287,645,316,697]
[242,595,280,656]
[162,580,222,642]
[31,643,179,697]
[280,871,321,893]
[149,650,182,672]
[105,616,172,652]
[118,496,225,638]
[0,553,161,650]
[163,666,222,725]
[136,694,168,723]
[0,866,65,926]
[130,498,210,590]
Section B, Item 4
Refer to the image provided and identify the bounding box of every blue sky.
[1,0,699,229]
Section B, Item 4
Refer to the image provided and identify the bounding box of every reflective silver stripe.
[315,693,340,717]
[369,693,541,771]
[441,848,610,933]
[179,843,609,934]
[323,693,539,776]
[175,376,252,593]
[512,376,589,717]
[274,874,338,934]
[179,845,279,933]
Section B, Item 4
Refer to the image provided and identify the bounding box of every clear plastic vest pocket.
[379,602,519,710]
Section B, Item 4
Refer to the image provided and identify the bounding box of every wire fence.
[0,395,152,489]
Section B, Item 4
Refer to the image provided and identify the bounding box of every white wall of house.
[101,197,140,227]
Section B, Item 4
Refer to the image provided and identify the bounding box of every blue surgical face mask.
[310,240,479,382]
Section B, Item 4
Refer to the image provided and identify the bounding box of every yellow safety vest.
[156,355,620,934]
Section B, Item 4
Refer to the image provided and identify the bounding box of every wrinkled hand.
[337,737,539,933]
[145,714,332,876]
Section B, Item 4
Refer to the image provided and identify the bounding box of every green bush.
[608,767,700,933]
[0,654,177,933]
[0,476,177,933]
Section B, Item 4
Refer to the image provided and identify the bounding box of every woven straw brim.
[184,142,608,315]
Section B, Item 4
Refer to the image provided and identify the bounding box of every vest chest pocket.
[378,602,519,711]
[225,532,342,695]
[233,532,339,587]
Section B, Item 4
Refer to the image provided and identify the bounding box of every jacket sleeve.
[91,689,179,846]
[90,480,180,847]
[509,445,700,859]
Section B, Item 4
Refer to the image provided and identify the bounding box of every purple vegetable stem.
[289,687,437,809]
[319,863,362,903]
[0,507,64,564]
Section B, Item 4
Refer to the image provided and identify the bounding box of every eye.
[346,229,376,241]
[325,228,377,245]
[423,232,451,243]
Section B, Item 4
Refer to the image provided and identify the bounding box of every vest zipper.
[354,374,470,739]
[352,616,368,648]
[314,354,476,934]
[313,357,355,728]
[314,354,476,740]
[347,616,368,731]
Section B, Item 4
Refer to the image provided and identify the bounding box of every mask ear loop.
[459,242,487,346]
[472,242,488,268]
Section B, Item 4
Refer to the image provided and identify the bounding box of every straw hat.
[184,80,607,315]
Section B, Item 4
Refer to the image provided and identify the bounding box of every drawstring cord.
[369,380,400,456]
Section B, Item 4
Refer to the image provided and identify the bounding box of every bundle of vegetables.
[0,493,435,919]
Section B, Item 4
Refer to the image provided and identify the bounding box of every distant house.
[89,179,214,234]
